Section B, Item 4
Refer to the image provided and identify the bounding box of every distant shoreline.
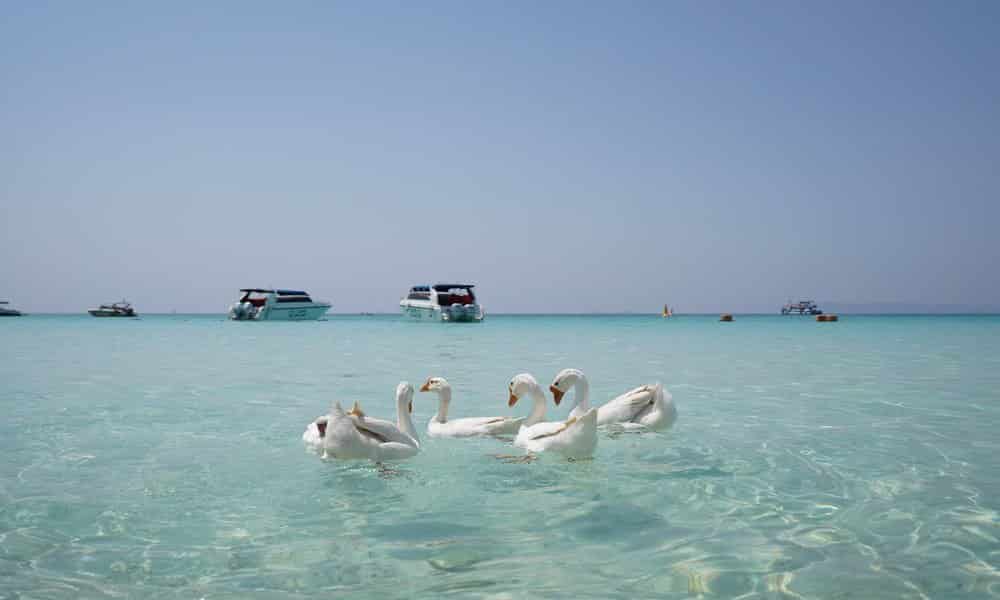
[11,312,1000,317]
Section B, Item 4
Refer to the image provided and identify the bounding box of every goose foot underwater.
[604,424,657,439]
[375,462,403,478]
[491,453,538,464]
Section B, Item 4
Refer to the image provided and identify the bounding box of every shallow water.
[1,314,998,598]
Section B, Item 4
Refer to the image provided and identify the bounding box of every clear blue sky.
[2,1,998,313]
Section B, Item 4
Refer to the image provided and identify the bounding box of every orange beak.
[549,385,565,405]
[508,392,519,407]
[419,382,430,392]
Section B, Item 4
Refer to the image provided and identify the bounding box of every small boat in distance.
[229,288,331,321]
[781,299,823,315]
[89,300,137,317]
[661,304,674,318]
[0,301,23,317]
[400,284,484,322]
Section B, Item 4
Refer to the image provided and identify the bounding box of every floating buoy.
[816,314,839,322]
[720,313,734,322]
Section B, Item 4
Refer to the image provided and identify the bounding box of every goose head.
[549,368,585,406]
[419,376,450,394]
[507,373,540,407]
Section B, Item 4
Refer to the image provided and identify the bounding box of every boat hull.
[400,302,484,322]
[232,303,330,321]
[88,310,136,317]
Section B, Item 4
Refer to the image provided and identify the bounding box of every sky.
[2,1,998,313]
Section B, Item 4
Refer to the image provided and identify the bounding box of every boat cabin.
[238,288,314,307]
[781,300,823,315]
[433,284,476,306]
[404,284,477,306]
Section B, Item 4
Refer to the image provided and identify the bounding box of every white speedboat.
[399,284,484,322]
[0,301,23,317]
[228,288,331,321]
[89,300,137,317]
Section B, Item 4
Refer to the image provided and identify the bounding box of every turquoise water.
[2,314,999,598]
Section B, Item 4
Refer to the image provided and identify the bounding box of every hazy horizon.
[3,2,998,314]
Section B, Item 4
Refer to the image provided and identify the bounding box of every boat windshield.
[239,291,271,307]
[435,288,475,305]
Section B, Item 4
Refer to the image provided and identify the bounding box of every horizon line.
[10,311,1000,317]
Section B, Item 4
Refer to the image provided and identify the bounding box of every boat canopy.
[239,288,309,295]
[432,284,475,291]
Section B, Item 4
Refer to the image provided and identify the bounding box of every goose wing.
[350,414,417,447]
[598,385,658,425]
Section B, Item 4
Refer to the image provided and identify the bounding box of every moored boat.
[228,288,331,321]
[400,284,484,322]
[781,299,823,315]
[88,300,137,317]
[0,301,23,317]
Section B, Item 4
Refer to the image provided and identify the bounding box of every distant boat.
[0,301,23,317]
[89,300,137,317]
[228,288,331,321]
[781,299,823,315]
[661,304,674,318]
[400,284,484,322]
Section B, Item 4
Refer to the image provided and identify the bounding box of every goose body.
[302,403,418,448]
[420,377,524,437]
[554,369,677,431]
[430,415,523,437]
[514,407,598,457]
[597,383,676,430]
[508,373,598,459]
[304,382,420,461]
[323,403,420,461]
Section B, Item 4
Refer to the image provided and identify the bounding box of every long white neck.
[524,385,548,427]
[567,373,591,419]
[396,397,420,444]
[433,385,452,422]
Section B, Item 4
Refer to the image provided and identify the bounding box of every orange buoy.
[720,313,734,322]
[816,314,839,322]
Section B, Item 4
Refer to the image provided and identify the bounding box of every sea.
[1,314,998,599]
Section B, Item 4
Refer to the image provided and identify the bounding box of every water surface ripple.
[1,314,998,598]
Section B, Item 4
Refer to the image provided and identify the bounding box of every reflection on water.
[1,314,999,598]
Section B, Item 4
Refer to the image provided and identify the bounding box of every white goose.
[550,368,676,431]
[420,376,524,437]
[303,382,421,461]
[509,373,597,459]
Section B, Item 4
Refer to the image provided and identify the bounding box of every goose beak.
[508,392,519,407]
[549,385,565,405]
[419,382,430,392]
